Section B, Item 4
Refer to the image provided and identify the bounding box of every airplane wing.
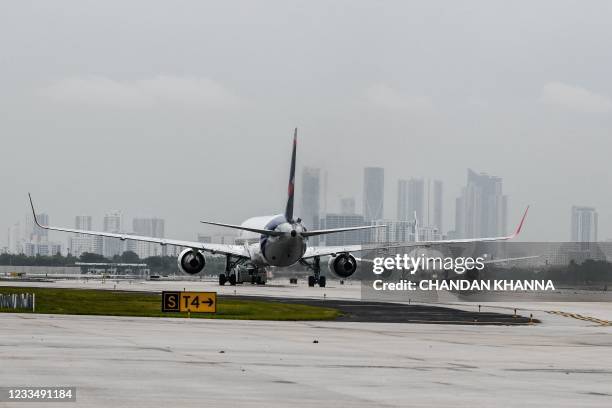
[303,244,365,258]
[482,255,539,265]
[301,225,385,237]
[302,206,529,259]
[28,194,249,258]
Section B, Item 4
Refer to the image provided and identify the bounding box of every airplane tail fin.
[284,128,297,223]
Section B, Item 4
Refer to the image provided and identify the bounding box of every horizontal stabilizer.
[199,220,283,237]
[302,225,385,237]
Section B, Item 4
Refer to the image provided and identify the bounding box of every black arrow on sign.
[206,298,214,307]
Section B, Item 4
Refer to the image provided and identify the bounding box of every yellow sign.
[162,291,216,313]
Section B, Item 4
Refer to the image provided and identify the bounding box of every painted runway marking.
[547,310,611,326]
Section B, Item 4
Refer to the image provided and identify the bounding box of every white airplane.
[28,129,529,287]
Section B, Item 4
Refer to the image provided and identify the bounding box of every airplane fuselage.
[240,214,308,267]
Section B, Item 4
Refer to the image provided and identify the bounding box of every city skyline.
[4,163,608,254]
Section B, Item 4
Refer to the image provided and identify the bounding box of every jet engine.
[328,253,358,278]
[177,248,206,275]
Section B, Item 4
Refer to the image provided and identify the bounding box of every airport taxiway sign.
[162,291,217,313]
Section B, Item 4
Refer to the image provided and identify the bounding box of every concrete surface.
[3,278,612,324]
[1,313,611,407]
[234,296,533,324]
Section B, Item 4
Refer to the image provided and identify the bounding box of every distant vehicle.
[28,129,528,288]
[149,275,161,281]
[9,272,26,278]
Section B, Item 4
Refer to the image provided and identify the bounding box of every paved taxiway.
[235,296,533,324]
[1,312,611,407]
[3,278,612,324]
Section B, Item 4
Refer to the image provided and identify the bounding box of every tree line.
[0,251,226,274]
[486,259,612,285]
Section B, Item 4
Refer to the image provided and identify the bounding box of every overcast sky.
[2,0,612,245]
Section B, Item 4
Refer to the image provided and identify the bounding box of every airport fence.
[0,293,35,311]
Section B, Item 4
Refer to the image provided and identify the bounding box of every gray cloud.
[364,84,434,112]
[1,0,612,245]
[42,76,244,110]
[540,81,612,114]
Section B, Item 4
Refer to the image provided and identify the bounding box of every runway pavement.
[1,313,611,407]
[3,277,612,324]
[2,278,612,406]
[230,296,534,324]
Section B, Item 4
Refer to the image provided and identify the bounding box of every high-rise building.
[372,219,441,243]
[321,170,328,218]
[19,213,63,256]
[33,213,49,242]
[321,213,366,246]
[70,236,94,258]
[104,212,122,233]
[455,169,507,238]
[570,206,598,242]
[397,178,443,233]
[75,216,92,230]
[23,242,62,257]
[371,220,414,243]
[340,197,356,215]
[8,222,22,254]
[130,218,165,258]
[8,214,62,256]
[301,167,321,235]
[70,216,94,257]
[103,211,123,258]
[363,167,384,222]
[24,212,48,243]
[133,218,165,238]
[397,179,422,222]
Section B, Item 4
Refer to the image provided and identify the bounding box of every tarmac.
[3,277,612,323]
[1,278,611,407]
[1,312,611,407]
[231,296,534,324]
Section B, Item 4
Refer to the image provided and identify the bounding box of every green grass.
[0,287,341,321]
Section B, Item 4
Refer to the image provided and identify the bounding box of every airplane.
[28,128,529,287]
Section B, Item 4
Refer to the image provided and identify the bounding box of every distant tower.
[103,211,123,258]
[322,170,328,218]
[455,169,507,238]
[103,212,122,233]
[363,167,384,222]
[397,178,443,233]
[323,213,366,246]
[571,206,598,242]
[25,212,49,243]
[70,215,94,257]
[301,167,320,229]
[75,215,92,230]
[340,197,356,215]
[8,222,22,254]
[131,218,165,258]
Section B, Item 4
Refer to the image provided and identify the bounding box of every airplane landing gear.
[218,273,237,286]
[220,254,242,286]
[220,254,265,285]
[307,275,326,287]
[301,256,326,287]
